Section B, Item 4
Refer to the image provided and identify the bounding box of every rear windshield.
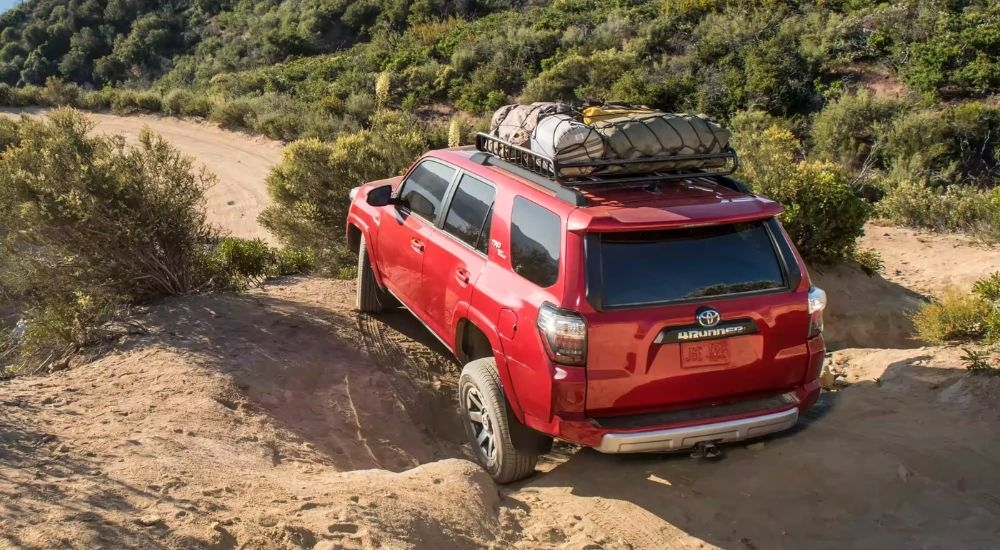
[593,220,786,308]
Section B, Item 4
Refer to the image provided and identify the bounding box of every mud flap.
[506,404,553,454]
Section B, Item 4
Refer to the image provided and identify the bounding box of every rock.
[57,445,70,453]
[746,442,766,451]
[897,464,913,483]
[136,514,163,527]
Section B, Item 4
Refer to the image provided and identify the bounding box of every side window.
[399,161,456,221]
[443,175,495,254]
[510,197,561,287]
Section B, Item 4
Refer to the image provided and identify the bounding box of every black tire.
[459,357,539,483]
[355,235,396,313]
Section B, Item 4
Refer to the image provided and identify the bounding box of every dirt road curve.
[1,109,282,242]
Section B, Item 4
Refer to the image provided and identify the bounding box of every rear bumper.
[595,407,798,453]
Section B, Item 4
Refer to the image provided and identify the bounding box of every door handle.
[455,268,471,286]
[410,238,424,254]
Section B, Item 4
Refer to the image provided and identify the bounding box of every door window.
[398,161,455,221]
[442,174,495,254]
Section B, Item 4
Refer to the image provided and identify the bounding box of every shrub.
[960,348,997,376]
[162,89,193,115]
[134,91,163,113]
[206,237,310,290]
[913,289,994,345]
[731,111,871,263]
[181,93,215,118]
[877,179,1000,239]
[259,110,429,274]
[210,99,255,129]
[972,272,1000,303]
[811,91,902,170]
[853,247,884,276]
[0,110,218,367]
[76,89,113,111]
[883,103,1000,187]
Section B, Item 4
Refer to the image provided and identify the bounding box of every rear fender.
[459,308,527,424]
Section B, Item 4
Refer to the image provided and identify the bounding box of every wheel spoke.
[477,429,489,445]
[467,391,484,411]
[486,438,496,459]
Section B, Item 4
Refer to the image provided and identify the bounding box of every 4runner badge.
[491,239,507,259]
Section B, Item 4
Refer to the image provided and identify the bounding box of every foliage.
[972,272,1000,303]
[853,247,883,276]
[259,110,430,275]
[913,289,994,345]
[731,111,870,263]
[0,110,216,366]
[811,91,902,170]
[877,181,1000,239]
[960,348,997,376]
[207,237,313,290]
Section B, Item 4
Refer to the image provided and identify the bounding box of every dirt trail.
[3,113,1000,549]
[0,109,282,242]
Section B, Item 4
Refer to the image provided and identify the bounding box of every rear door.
[422,173,496,344]
[582,219,810,417]
[376,160,456,313]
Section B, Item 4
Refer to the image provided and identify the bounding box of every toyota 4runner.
[345,134,827,483]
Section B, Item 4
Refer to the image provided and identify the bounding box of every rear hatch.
[581,218,809,418]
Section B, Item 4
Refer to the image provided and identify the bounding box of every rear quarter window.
[510,196,561,288]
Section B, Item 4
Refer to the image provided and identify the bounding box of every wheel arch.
[455,314,528,424]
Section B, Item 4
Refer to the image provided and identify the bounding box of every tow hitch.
[690,441,723,460]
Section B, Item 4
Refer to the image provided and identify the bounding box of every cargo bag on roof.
[591,112,732,174]
[530,114,605,177]
[489,102,573,148]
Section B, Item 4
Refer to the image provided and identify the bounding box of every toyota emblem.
[696,307,721,328]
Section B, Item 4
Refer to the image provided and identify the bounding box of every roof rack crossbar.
[475,133,739,189]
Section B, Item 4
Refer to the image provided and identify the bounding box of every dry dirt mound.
[0,108,281,242]
[1,278,500,549]
[813,223,1000,350]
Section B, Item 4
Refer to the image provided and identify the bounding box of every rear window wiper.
[684,280,782,298]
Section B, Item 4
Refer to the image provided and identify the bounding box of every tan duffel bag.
[592,112,732,173]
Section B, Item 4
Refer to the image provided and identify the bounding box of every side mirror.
[365,184,395,207]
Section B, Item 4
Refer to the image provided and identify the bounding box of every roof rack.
[474,133,740,190]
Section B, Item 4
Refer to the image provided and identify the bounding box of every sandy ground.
[3,279,999,549]
[3,113,1000,549]
[0,109,282,242]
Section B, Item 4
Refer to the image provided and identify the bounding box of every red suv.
[346,135,827,483]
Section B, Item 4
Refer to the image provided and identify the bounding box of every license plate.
[681,340,730,368]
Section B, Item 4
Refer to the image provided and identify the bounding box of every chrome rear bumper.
[595,408,798,454]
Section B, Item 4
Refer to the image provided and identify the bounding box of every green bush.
[853,247,884,276]
[0,110,217,365]
[883,103,1000,187]
[210,99,255,129]
[877,180,1000,239]
[731,111,871,263]
[913,289,996,345]
[972,272,1000,303]
[162,89,193,116]
[259,110,429,274]
[181,93,215,118]
[811,91,902,170]
[206,237,311,290]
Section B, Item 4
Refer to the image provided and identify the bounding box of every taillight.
[808,286,827,338]
[536,303,587,366]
